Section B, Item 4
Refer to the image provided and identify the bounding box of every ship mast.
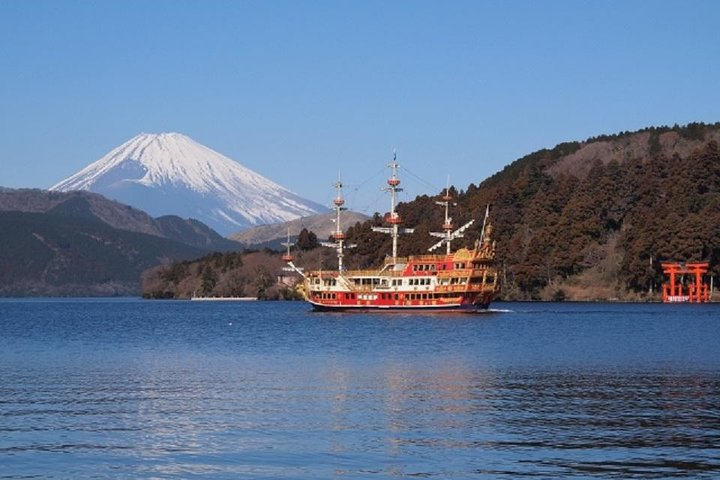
[428,183,474,254]
[281,227,294,262]
[372,152,414,263]
[321,176,350,271]
[429,185,455,255]
[281,227,305,277]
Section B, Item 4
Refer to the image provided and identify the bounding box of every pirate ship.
[283,156,500,311]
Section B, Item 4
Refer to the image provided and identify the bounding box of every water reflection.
[1,300,719,478]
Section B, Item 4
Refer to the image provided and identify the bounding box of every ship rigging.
[284,154,500,311]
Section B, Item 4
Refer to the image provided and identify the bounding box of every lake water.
[1,299,718,479]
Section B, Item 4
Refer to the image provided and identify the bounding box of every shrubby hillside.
[0,210,206,296]
[342,122,720,300]
[143,122,720,302]
[0,189,241,296]
[141,233,329,300]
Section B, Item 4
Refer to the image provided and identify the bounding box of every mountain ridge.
[50,132,327,234]
[230,210,370,249]
[0,209,207,296]
[0,188,240,252]
[0,187,248,296]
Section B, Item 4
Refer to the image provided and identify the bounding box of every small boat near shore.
[284,155,500,312]
[190,296,257,301]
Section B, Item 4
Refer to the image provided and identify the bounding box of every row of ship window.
[412,264,437,271]
[315,275,495,287]
[314,292,467,301]
[410,263,475,271]
[313,275,495,288]
[413,262,472,272]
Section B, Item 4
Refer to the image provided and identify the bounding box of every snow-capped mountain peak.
[51,133,326,235]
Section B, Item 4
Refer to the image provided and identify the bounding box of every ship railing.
[342,269,406,278]
[309,270,402,279]
[307,271,340,278]
[434,285,470,293]
[437,267,495,277]
[385,254,449,265]
[349,285,384,292]
[434,284,495,293]
[330,283,497,294]
[437,268,473,278]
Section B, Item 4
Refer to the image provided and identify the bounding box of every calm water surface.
[1,299,718,479]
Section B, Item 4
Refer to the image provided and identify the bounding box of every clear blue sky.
[1,0,719,214]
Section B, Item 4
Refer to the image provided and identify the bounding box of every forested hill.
[341,122,720,300]
[0,189,241,296]
[142,122,720,301]
[0,210,206,296]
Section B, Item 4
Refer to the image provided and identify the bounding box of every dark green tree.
[200,265,218,294]
[297,228,319,250]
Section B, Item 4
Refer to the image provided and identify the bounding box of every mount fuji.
[50,133,327,235]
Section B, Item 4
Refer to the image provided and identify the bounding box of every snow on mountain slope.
[50,133,327,235]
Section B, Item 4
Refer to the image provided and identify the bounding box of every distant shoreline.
[2,296,717,304]
[189,296,258,302]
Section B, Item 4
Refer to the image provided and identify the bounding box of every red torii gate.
[661,262,710,303]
